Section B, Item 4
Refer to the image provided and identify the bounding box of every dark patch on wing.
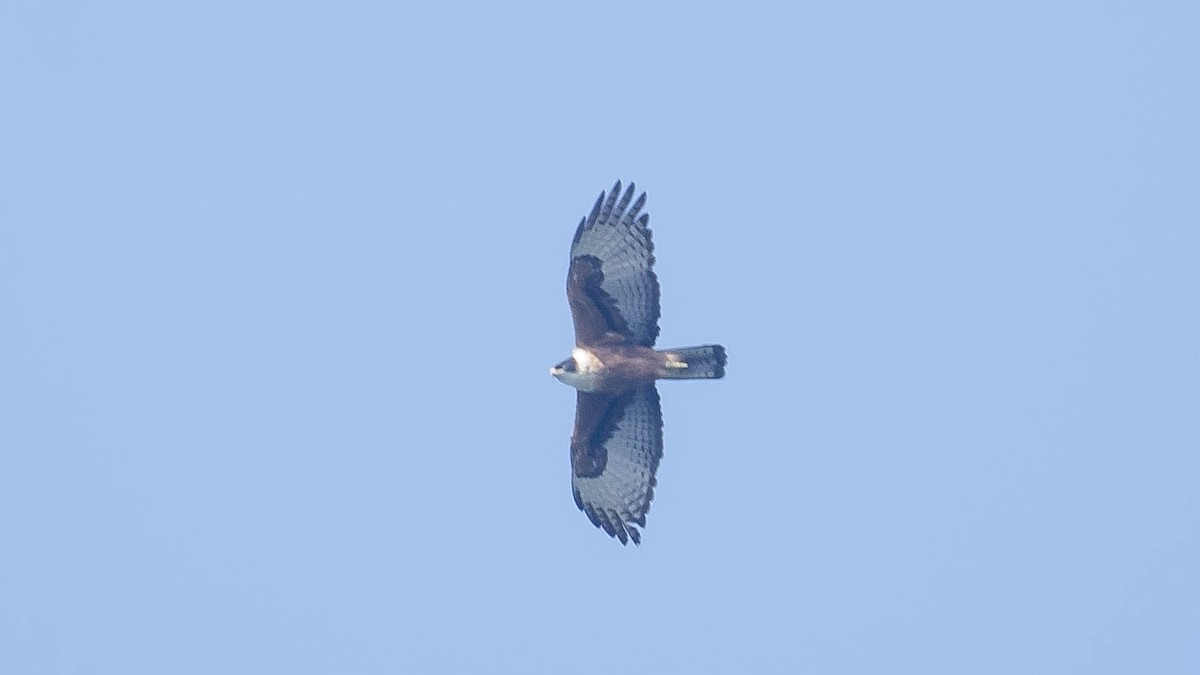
[568,255,630,346]
[569,386,664,545]
[570,390,628,479]
[567,180,661,347]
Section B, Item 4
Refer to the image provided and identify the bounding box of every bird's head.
[550,348,603,390]
[549,356,578,380]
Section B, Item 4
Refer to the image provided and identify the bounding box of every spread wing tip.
[578,179,649,230]
[573,491,647,546]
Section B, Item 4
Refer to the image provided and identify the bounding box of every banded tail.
[661,345,727,379]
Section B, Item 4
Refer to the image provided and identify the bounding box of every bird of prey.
[550,180,726,545]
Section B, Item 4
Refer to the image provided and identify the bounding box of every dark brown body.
[585,345,670,393]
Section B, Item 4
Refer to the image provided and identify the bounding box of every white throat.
[572,347,603,374]
[551,347,605,392]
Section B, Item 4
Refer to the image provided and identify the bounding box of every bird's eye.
[557,359,576,372]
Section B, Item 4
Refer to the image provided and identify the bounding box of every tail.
[661,345,727,379]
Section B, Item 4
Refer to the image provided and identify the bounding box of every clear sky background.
[2,2,1198,673]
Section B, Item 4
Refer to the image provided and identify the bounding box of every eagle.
[550,180,726,545]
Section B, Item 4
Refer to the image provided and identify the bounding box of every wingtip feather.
[586,190,605,227]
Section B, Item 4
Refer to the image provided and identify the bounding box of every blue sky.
[2,2,1198,673]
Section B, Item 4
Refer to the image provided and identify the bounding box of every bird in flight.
[550,180,726,545]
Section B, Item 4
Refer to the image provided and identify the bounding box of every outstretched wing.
[567,180,660,347]
[570,385,664,545]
